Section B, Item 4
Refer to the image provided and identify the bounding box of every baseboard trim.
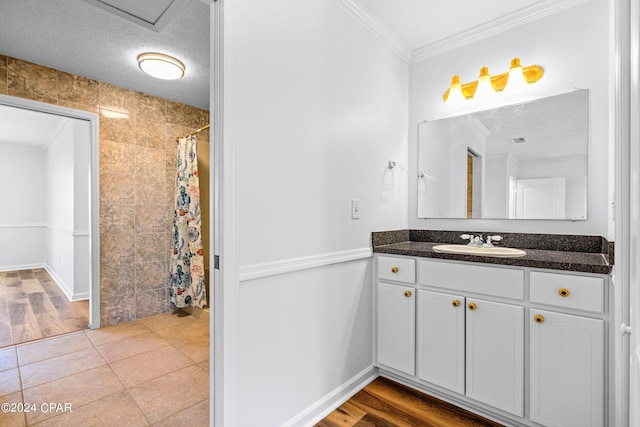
[0,263,45,272]
[239,247,372,282]
[282,366,379,427]
[44,265,88,302]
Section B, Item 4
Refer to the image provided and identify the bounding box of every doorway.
[0,94,100,344]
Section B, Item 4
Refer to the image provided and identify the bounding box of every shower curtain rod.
[175,124,210,141]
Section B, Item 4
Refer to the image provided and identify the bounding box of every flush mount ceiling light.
[443,57,544,102]
[137,53,185,80]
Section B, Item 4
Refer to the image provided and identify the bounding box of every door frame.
[0,94,100,329]
[212,0,240,425]
[627,0,639,425]
[613,0,633,425]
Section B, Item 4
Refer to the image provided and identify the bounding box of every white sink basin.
[432,244,526,258]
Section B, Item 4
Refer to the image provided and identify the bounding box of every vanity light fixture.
[474,67,495,99]
[443,57,544,102]
[137,53,185,80]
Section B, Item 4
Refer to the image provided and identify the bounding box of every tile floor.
[0,310,209,426]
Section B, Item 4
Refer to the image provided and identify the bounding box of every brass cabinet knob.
[534,314,545,324]
[404,290,412,298]
[558,288,570,298]
[468,302,477,311]
[452,299,460,307]
[391,267,399,273]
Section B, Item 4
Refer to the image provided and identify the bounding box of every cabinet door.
[530,309,604,427]
[377,282,415,375]
[466,298,524,416]
[417,290,465,394]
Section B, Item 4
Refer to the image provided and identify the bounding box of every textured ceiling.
[0,0,210,109]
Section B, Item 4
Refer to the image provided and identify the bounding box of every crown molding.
[332,0,412,63]
[411,0,589,63]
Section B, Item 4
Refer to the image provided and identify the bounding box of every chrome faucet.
[460,234,503,247]
[460,234,481,246]
[485,235,503,247]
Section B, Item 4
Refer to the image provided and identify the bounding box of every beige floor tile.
[111,345,194,387]
[173,334,209,363]
[84,320,151,346]
[0,368,21,397]
[20,347,106,389]
[155,320,209,343]
[33,390,149,427]
[17,331,92,365]
[0,347,17,372]
[24,364,125,425]
[199,359,209,372]
[0,391,26,427]
[97,331,169,362]
[152,398,209,427]
[138,311,197,331]
[129,365,209,423]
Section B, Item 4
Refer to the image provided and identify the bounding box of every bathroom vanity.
[372,230,614,427]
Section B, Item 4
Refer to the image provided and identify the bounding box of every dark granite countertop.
[372,230,614,275]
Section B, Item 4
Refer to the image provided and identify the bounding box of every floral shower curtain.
[170,135,207,308]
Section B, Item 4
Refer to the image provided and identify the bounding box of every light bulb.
[473,67,494,99]
[446,75,466,103]
[507,57,528,92]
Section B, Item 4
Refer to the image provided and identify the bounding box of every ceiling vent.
[83,0,188,31]
[510,137,527,144]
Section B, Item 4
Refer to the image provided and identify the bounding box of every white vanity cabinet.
[417,259,525,417]
[465,298,524,417]
[529,272,606,427]
[374,254,610,427]
[376,256,416,375]
[417,289,465,394]
[417,291,525,417]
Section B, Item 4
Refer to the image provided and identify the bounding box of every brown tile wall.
[0,55,210,326]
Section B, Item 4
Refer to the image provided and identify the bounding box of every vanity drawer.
[530,271,604,313]
[378,256,416,284]
[418,259,524,300]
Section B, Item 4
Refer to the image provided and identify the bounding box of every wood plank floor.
[316,377,504,427]
[0,268,89,347]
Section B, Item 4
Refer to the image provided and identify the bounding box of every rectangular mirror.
[417,90,589,220]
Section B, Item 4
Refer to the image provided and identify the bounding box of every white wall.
[409,0,611,237]
[234,0,409,425]
[0,142,46,270]
[46,119,75,295]
[45,118,91,301]
[72,119,91,300]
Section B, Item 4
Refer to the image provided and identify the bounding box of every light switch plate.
[351,199,360,219]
